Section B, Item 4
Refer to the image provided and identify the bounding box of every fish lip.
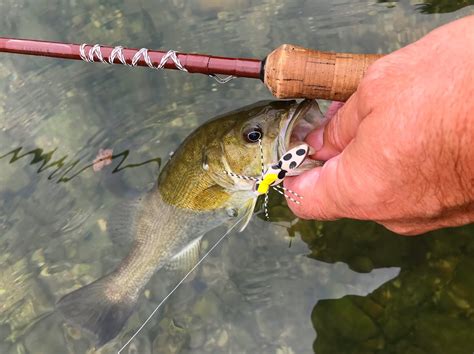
[278,99,324,159]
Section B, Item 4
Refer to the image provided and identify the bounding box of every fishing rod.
[0,37,383,101]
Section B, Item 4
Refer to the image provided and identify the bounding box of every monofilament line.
[79,43,234,83]
[223,170,259,182]
[117,215,245,354]
[258,139,270,220]
[275,185,303,199]
[273,185,302,205]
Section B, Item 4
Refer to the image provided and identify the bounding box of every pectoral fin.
[165,236,203,274]
[237,197,257,232]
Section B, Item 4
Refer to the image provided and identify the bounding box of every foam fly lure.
[253,143,308,216]
[224,143,308,217]
[254,144,309,196]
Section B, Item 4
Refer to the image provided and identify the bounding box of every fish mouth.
[278,100,326,173]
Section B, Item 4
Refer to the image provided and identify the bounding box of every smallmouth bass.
[56,99,324,345]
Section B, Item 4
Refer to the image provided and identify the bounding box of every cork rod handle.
[264,44,384,101]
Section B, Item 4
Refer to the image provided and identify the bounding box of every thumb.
[306,92,366,161]
[284,153,356,220]
[285,88,373,220]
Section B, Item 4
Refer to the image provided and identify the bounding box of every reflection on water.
[0,147,161,183]
[0,0,473,353]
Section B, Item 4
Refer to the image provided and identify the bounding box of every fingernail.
[306,127,324,152]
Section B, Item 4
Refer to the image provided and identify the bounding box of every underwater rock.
[152,318,190,354]
[314,297,378,341]
[23,315,66,354]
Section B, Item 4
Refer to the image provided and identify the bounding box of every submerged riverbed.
[0,1,473,353]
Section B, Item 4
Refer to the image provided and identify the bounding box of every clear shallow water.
[0,1,473,353]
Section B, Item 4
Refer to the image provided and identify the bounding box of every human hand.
[285,16,474,235]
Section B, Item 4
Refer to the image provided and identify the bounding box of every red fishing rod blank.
[0,37,263,79]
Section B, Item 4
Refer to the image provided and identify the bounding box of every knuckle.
[357,55,404,105]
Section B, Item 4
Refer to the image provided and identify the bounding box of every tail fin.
[56,274,136,346]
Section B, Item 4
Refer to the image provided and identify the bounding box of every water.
[0,1,473,353]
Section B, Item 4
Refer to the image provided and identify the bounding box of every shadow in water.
[378,0,474,13]
[0,147,161,183]
[289,218,474,353]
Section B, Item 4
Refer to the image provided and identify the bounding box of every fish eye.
[243,126,263,143]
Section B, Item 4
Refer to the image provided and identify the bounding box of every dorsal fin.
[107,197,142,253]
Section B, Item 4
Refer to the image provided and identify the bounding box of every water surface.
[0,1,473,353]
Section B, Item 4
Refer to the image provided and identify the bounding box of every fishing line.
[117,213,246,354]
[272,185,301,205]
[79,43,235,83]
[275,185,303,199]
[258,139,270,220]
[223,170,259,182]
[118,137,304,352]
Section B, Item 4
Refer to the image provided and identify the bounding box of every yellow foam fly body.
[257,173,278,194]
